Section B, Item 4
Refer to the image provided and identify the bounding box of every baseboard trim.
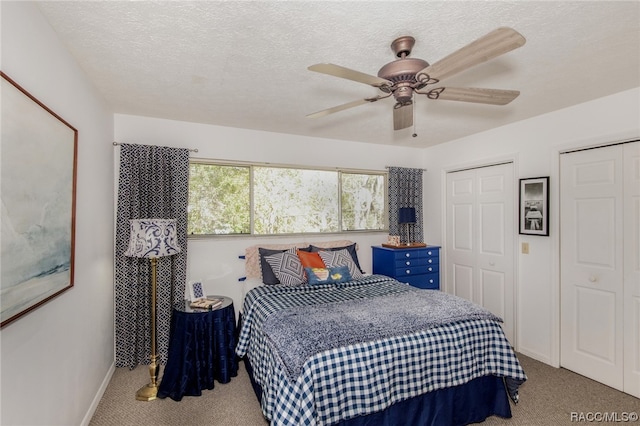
[518,347,557,368]
[80,362,116,426]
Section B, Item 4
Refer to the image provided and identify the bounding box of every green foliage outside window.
[341,173,385,231]
[188,164,250,234]
[188,162,386,236]
[254,167,339,234]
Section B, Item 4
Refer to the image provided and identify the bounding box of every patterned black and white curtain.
[114,144,189,368]
[388,167,424,244]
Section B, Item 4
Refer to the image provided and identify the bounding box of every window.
[188,162,386,236]
[341,173,385,231]
[188,163,250,235]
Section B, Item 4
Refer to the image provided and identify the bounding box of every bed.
[235,241,526,426]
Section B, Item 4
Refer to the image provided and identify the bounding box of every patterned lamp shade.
[398,207,416,224]
[124,219,181,258]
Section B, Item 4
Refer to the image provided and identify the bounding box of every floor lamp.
[398,207,416,246]
[124,218,181,401]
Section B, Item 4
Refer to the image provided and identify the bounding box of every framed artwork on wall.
[1,71,78,327]
[519,176,549,236]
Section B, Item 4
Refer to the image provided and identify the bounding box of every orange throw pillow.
[297,250,326,268]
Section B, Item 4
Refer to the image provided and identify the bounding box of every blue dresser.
[372,245,441,290]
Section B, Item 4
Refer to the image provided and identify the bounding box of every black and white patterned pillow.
[318,249,364,280]
[265,248,306,286]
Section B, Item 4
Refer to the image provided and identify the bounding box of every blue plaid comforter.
[236,275,526,426]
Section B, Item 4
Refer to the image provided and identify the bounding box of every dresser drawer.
[424,248,439,258]
[395,257,429,268]
[394,262,438,277]
[395,256,438,269]
[394,265,429,277]
[424,264,438,274]
[391,249,428,260]
[398,273,439,290]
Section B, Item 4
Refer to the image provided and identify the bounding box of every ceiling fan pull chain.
[412,96,418,138]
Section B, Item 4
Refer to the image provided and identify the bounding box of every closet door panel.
[623,141,640,397]
[575,286,616,363]
[560,145,624,391]
[447,169,476,300]
[476,165,514,341]
[446,163,515,343]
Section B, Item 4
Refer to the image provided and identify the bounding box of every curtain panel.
[388,167,424,244]
[115,144,189,369]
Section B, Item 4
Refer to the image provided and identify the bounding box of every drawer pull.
[428,267,433,272]
[405,253,411,258]
[428,259,433,264]
[429,279,434,283]
[406,270,411,274]
[427,251,432,255]
[406,261,411,266]
[589,276,597,283]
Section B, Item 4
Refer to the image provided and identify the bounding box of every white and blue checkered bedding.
[236,275,526,426]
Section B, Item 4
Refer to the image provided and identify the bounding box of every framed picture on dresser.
[519,176,549,236]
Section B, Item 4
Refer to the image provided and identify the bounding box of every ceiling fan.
[307,27,526,131]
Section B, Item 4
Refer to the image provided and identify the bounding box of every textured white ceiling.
[36,1,640,148]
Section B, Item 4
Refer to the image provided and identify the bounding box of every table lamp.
[124,218,181,401]
[398,207,416,246]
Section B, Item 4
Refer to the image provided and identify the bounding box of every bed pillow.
[318,248,364,279]
[258,247,291,285]
[264,249,306,286]
[297,250,326,269]
[310,243,364,273]
[305,265,351,285]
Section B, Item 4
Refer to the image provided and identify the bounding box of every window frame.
[188,159,388,238]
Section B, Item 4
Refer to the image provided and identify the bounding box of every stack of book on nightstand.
[190,297,223,310]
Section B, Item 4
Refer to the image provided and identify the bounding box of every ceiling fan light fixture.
[394,85,414,104]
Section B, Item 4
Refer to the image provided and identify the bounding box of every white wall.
[114,114,427,311]
[0,3,115,425]
[422,87,640,366]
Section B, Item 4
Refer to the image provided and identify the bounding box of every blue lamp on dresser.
[398,207,416,246]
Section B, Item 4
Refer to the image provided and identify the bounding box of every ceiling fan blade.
[423,87,520,105]
[393,103,413,130]
[416,27,526,84]
[308,63,393,88]
[306,99,372,119]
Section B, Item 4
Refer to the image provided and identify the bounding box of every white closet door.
[623,141,640,398]
[560,145,624,390]
[447,168,476,302]
[446,163,515,343]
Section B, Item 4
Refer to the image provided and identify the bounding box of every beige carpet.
[89,354,639,426]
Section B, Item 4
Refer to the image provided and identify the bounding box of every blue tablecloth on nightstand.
[157,298,238,401]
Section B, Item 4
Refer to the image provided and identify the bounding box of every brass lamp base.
[136,383,158,401]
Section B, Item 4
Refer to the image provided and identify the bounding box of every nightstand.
[157,296,238,401]
[372,245,441,290]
